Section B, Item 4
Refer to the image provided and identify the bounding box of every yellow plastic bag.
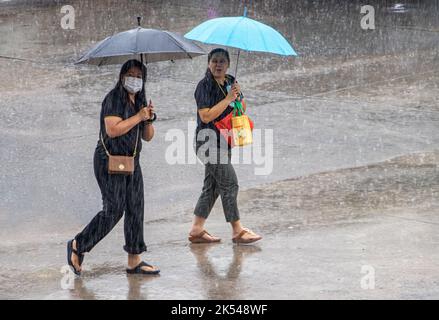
[232,114,253,147]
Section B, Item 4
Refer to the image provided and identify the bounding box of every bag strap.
[233,101,244,117]
[215,78,227,97]
[100,125,140,157]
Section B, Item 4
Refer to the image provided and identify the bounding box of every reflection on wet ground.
[59,245,262,300]
[189,244,262,300]
[65,244,262,300]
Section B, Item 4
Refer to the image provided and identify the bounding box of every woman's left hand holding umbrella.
[146,99,155,121]
[138,100,154,121]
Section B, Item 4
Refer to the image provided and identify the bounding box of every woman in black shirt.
[67,59,160,276]
[189,48,262,244]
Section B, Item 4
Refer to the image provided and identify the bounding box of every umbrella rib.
[225,17,245,51]
[163,31,193,60]
[136,28,143,62]
[76,37,110,63]
[90,35,117,59]
[245,18,250,52]
[255,21,271,54]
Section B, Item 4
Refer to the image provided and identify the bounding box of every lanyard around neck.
[215,78,228,98]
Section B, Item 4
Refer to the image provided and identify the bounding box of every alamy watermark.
[360,265,376,290]
[61,5,75,30]
[360,5,375,30]
[165,121,274,176]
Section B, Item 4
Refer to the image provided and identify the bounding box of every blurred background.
[0,0,438,299]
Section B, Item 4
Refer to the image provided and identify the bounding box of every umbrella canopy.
[75,27,206,66]
[75,18,206,117]
[184,13,297,56]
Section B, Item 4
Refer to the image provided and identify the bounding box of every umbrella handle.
[139,53,148,106]
[234,49,240,80]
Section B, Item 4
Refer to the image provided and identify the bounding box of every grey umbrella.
[75,17,206,113]
[75,18,206,67]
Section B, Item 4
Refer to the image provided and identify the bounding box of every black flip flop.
[67,239,84,276]
[126,261,160,275]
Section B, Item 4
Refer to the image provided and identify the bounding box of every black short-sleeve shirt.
[194,72,242,150]
[96,88,144,158]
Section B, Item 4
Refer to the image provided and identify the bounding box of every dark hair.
[207,48,230,64]
[114,59,147,111]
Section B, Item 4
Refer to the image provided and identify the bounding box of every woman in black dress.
[67,59,159,275]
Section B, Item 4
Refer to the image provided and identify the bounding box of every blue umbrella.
[184,7,297,78]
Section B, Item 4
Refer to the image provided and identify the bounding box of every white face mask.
[123,76,143,94]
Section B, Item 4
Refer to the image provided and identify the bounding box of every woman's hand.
[146,99,155,120]
[232,82,243,101]
[138,99,155,122]
[226,85,239,103]
[142,100,155,141]
[232,82,241,94]
[137,105,150,121]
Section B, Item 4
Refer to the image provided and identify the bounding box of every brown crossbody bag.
[100,126,139,175]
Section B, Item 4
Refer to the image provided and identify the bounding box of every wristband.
[146,113,157,123]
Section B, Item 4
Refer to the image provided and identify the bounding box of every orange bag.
[214,101,253,147]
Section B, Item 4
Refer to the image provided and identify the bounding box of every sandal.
[232,229,262,244]
[126,261,160,275]
[188,230,221,244]
[67,239,84,276]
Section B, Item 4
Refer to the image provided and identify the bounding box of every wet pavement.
[1,0,439,299]
[1,151,438,299]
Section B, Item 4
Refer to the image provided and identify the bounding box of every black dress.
[75,88,147,255]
